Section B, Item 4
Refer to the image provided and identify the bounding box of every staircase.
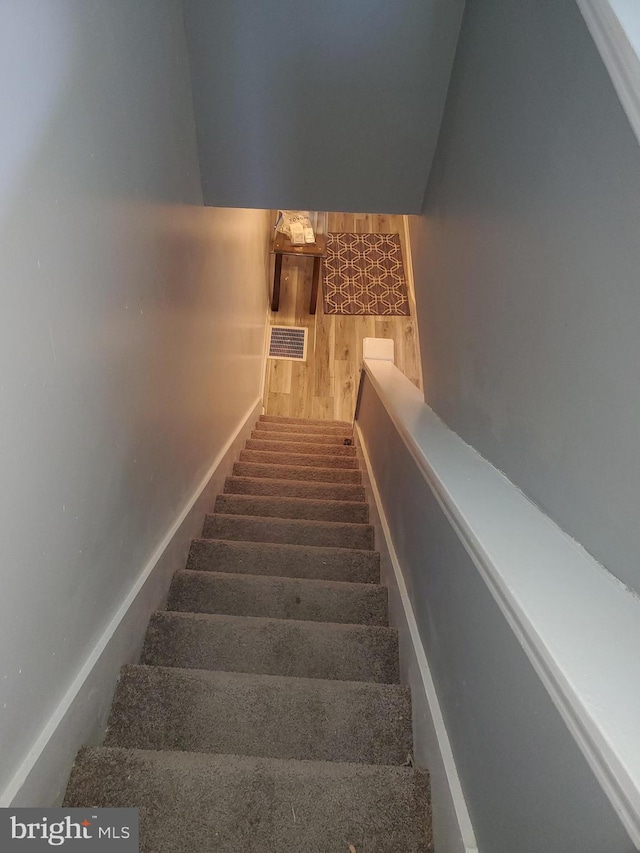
[64,415,431,852]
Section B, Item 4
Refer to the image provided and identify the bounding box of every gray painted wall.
[0,0,269,802]
[182,0,465,214]
[409,0,640,595]
[357,379,634,853]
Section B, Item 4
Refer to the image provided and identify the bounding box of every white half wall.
[354,421,477,853]
[0,0,270,805]
[356,361,637,853]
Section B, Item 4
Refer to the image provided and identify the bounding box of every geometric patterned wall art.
[323,233,410,316]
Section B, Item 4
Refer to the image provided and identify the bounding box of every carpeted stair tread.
[240,449,358,469]
[64,747,431,853]
[260,414,352,428]
[214,493,369,523]
[141,611,399,683]
[186,539,380,583]
[233,460,362,484]
[166,570,388,625]
[245,438,356,457]
[105,665,411,764]
[223,475,365,502]
[255,420,353,436]
[63,414,432,851]
[251,429,352,446]
[203,513,375,550]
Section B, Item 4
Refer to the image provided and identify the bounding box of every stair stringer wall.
[354,423,477,853]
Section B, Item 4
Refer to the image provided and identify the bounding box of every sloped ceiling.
[182,0,465,213]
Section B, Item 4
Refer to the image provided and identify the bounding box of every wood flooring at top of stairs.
[262,212,424,423]
[64,415,432,853]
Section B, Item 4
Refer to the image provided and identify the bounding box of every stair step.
[260,414,352,428]
[64,747,431,852]
[233,461,362,484]
[186,539,380,583]
[203,513,375,550]
[167,570,388,625]
[224,475,365,502]
[251,429,352,446]
[240,449,358,469]
[106,666,411,764]
[214,493,369,524]
[255,420,352,436]
[141,612,399,683]
[62,403,428,851]
[245,438,357,457]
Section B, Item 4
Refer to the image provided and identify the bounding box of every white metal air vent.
[268,326,308,361]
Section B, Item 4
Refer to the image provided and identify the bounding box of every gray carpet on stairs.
[224,474,366,502]
[167,570,389,624]
[245,438,357,456]
[260,414,351,428]
[141,611,400,683]
[233,459,362,483]
[186,538,381,583]
[65,748,431,853]
[63,415,431,852]
[214,492,370,523]
[240,448,359,469]
[250,428,350,445]
[105,665,412,764]
[203,512,375,549]
[256,420,353,438]
[253,419,353,435]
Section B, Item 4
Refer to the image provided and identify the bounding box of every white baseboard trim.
[355,422,478,853]
[1,396,262,808]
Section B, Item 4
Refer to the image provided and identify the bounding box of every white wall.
[182,0,465,214]
[0,1,270,804]
[410,0,640,596]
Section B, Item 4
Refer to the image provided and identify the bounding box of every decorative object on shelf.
[275,210,316,245]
